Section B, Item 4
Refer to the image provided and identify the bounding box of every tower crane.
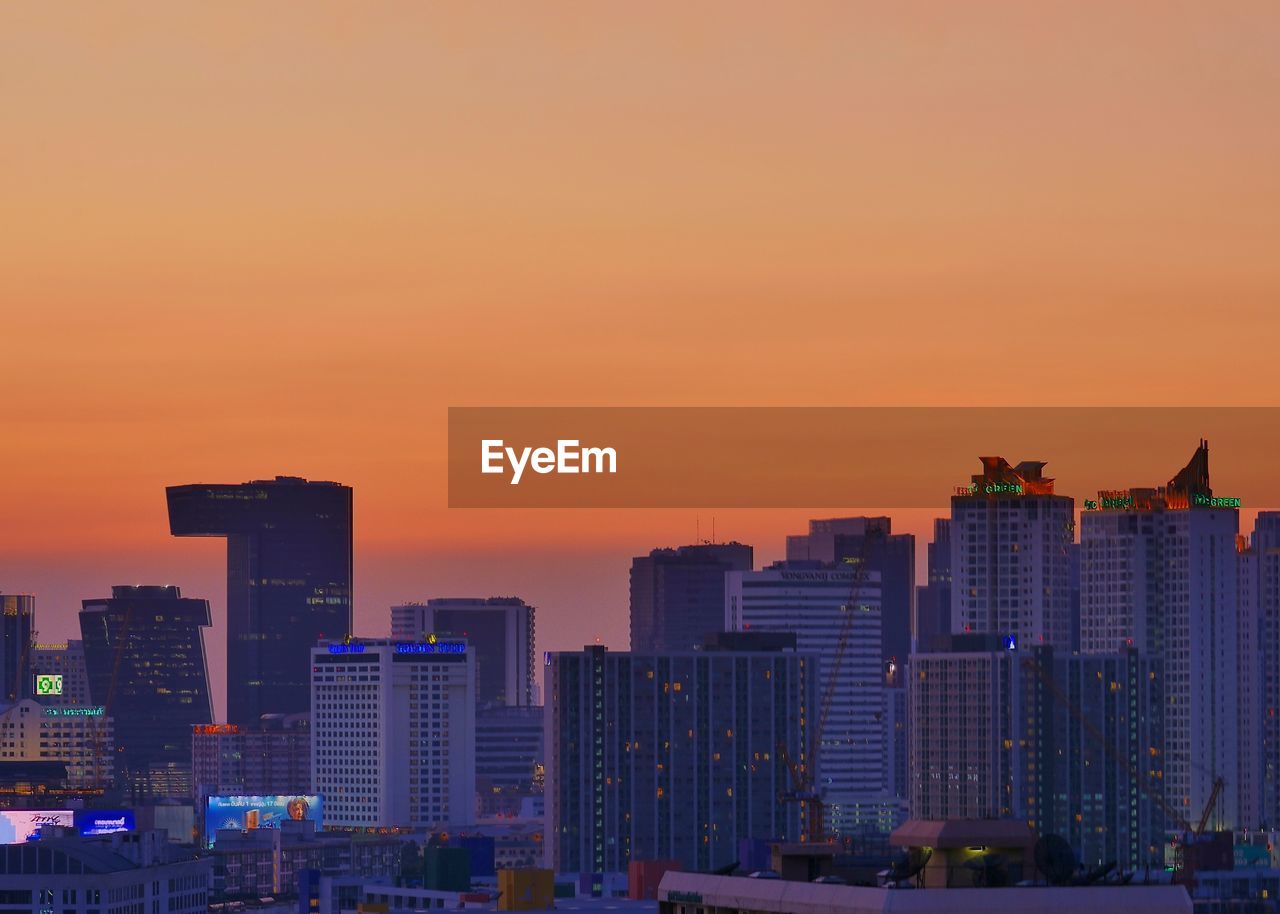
[779,541,875,843]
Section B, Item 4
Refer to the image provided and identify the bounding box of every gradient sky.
[2,3,1278,719]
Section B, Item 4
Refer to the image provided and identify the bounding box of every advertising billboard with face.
[204,795,323,847]
[0,810,74,844]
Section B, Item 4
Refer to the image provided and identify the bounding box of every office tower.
[1080,442,1243,828]
[629,543,753,654]
[391,598,535,708]
[787,517,915,669]
[475,705,544,817]
[950,457,1075,650]
[0,594,35,703]
[29,640,91,707]
[908,637,1165,869]
[310,638,475,830]
[914,519,952,651]
[725,561,889,836]
[191,714,311,800]
[1244,512,1280,826]
[545,634,817,874]
[167,476,353,725]
[0,699,114,791]
[79,585,214,800]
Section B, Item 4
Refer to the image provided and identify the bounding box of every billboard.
[33,673,63,697]
[0,810,73,844]
[205,795,323,847]
[74,809,136,836]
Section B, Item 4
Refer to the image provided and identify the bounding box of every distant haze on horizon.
[2,2,1278,720]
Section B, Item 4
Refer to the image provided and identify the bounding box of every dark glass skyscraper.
[629,542,753,653]
[0,594,35,703]
[167,476,353,725]
[79,585,213,799]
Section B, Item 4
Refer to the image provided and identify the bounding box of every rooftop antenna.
[711,517,717,544]
[696,516,701,544]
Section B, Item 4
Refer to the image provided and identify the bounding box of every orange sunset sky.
[2,3,1278,718]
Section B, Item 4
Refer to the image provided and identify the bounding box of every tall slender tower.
[167,476,353,725]
[1080,441,1244,829]
[950,457,1075,650]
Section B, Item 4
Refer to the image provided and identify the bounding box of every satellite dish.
[887,847,932,886]
[1034,834,1077,886]
[1079,861,1116,886]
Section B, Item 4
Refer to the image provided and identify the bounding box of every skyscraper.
[1249,511,1280,827]
[787,517,915,669]
[725,561,891,836]
[950,457,1075,650]
[391,597,535,708]
[1080,441,1244,829]
[167,476,353,725]
[915,519,952,651]
[310,638,475,830]
[0,594,35,703]
[908,636,1166,870]
[629,543,753,653]
[545,634,816,874]
[79,585,214,799]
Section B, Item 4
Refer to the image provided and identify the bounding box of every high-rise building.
[950,457,1075,650]
[191,714,311,800]
[0,595,35,703]
[725,561,890,836]
[629,543,753,653]
[0,699,114,791]
[787,518,915,669]
[166,476,353,725]
[29,640,91,707]
[476,705,544,817]
[908,636,1166,869]
[391,598,535,708]
[1079,442,1244,829]
[79,585,214,800]
[915,519,952,651]
[1250,512,1280,828]
[310,638,475,830]
[544,634,817,874]
[1238,528,1264,832]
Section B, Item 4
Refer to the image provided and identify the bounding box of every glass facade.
[167,476,353,725]
[79,585,213,799]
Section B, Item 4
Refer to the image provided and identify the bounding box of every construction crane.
[779,541,875,844]
[1021,654,1226,874]
[1020,655,1189,834]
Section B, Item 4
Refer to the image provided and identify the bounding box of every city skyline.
[0,442,1270,722]
[5,3,1280,725]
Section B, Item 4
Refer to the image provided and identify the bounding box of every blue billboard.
[74,809,135,836]
[204,795,323,847]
